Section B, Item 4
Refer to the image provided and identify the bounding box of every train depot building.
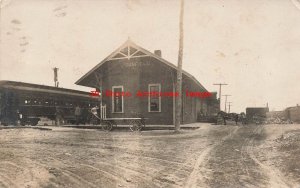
[76,39,219,125]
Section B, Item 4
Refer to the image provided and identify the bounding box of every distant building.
[265,105,300,123]
[76,39,219,125]
[206,92,219,116]
[246,107,269,119]
[266,111,285,119]
[285,105,300,123]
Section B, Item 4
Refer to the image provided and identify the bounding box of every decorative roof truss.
[109,45,148,60]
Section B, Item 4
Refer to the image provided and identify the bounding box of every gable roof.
[75,39,207,91]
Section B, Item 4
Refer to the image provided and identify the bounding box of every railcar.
[0,80,99,126]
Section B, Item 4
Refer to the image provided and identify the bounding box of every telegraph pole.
[228,102,232,113]
[175,0,184,132]
[222,94,231,113]
[213,83,228,111]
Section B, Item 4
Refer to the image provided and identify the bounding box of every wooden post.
[175,0,184,132]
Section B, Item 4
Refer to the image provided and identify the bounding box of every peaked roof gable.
[75,39,207,91]
[109,45,148,60]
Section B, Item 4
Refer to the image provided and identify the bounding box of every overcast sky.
[1,0,300,112]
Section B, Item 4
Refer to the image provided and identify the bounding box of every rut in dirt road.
[202,125,270,187]
[198,124,296,188]
[184,126,240,188]
[2,125,296,188]
[245,125,291,188]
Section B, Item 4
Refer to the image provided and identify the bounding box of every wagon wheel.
[129,120,142,132]
[111,120,118,128]
[132,112,146,128]
[102,121,113,131]
[140,118,146,127]
[30,120,38,126]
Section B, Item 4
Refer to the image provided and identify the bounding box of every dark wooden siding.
[81,55,212,125]
[93,56,174,124]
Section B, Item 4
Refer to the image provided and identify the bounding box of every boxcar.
[0,80,99,126]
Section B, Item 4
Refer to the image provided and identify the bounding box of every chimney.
[154,50,162,57]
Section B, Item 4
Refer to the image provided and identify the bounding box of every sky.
[1,0,300,113]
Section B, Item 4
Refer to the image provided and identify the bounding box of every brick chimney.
[154,50,162,57]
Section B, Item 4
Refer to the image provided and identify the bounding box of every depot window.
[112,86,124,113]
[148,84,161,112]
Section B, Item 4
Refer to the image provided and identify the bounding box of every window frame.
[112,85,124,113]
[148,83,161,112]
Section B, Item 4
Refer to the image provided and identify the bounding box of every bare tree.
[175,0,184,132]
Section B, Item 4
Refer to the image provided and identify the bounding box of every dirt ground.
[0,124,300,188]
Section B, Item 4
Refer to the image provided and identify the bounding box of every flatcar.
[0,80,99,126]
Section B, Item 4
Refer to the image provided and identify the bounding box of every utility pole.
[222,94,231,113]
[228,102,232,113]
[213,83,228,112]
[53,67,59,87]
[175,0,184,132]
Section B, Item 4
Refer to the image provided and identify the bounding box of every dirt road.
[0,124,299,188]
